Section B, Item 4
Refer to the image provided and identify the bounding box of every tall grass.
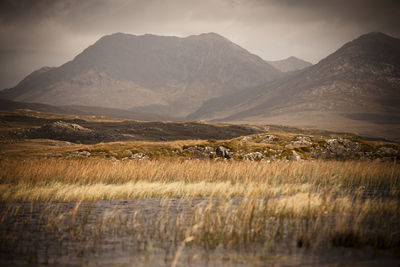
[0,159,398,201]
[0,159,399,265]
[1,194,399,265]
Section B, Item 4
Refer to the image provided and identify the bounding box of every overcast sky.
[0,0,399,89]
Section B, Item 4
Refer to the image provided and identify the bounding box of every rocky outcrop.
[216,146,234,159]
[290,136,312,147]
[243,152,265,161]
[185,146,215,160]
[177,135,399,162]
[25,121,126,144]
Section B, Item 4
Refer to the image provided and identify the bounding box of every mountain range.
[0,32,280,117]
[188,32,400,140]
[1,32,399,140]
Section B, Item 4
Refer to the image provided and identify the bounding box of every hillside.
[188,32,400,141]
[1,109,398,162]
[0,99,172,121]
[0,33,281,117]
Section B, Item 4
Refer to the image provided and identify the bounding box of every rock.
[290,136,312,147]
[107,152,118,158]
[216,146,233,159]
[131,153,149,160]
[186,146,215,159]
[67,150,91,158]
[23,120,127,144]
[243,152,265,161]
[310,138,362,160]
[52,121,92,132]
[378,147,398,156]
[109,156,118,162]
[204,146,215,153]
[261,134,278,143]
[78,151,91,157]
[121,150,133,158]
[288,150,301,161]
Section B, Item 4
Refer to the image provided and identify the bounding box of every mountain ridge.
[188,32,400,140]
[1,31,399,140]
[0,32,281,117]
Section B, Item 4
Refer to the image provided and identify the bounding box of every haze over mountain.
[266,56,312,72]
[188,32,400,140]
[0,32,281,117]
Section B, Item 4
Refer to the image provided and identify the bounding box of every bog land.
[0,110,399,266]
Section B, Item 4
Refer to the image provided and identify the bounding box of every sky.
[0,0,399,89]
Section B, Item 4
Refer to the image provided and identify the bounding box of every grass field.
[0,159,399,201]
[1,111,399,265]
[1,159,399,257]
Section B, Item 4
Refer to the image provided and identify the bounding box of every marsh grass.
[0,159,399,201]
[0,159,399,265]
[0,194,399,265]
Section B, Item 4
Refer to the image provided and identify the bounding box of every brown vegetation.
[1,159,398,201]
[0,158,399,265]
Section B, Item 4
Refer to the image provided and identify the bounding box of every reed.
[0,158,399,265]
[0,159,398,201]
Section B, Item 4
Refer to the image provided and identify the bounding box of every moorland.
[0,110,399,266]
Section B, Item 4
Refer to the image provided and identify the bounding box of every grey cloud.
[0,0,399,89]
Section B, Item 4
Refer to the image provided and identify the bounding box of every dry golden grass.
[0,158,399,265]
[0,159,399,201]
[1,192,399,255]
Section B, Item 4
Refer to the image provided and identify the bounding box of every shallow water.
[0,199,399,266]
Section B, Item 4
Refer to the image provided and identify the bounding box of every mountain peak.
[2,31,280,117]
[357,31,393,40]
[196,32,224,38]
[98,32,227,41]
[344,31,399,48]
[186,32,230,43]
[266,56,312,72]
[317,31,400,68]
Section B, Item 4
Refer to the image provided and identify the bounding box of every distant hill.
[188,32,400,141]
[2,31,399,140]
[266,56,312,72]
[0,32,281,117]
[0,99,172,121]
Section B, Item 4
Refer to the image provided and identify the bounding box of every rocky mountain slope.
[188,32,400,141]
[266,56,312,72]
[0,33,281,117]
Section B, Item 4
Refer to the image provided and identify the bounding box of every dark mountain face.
[0,32,281,117]
[266,56,312,72]
[188,32,400,140]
